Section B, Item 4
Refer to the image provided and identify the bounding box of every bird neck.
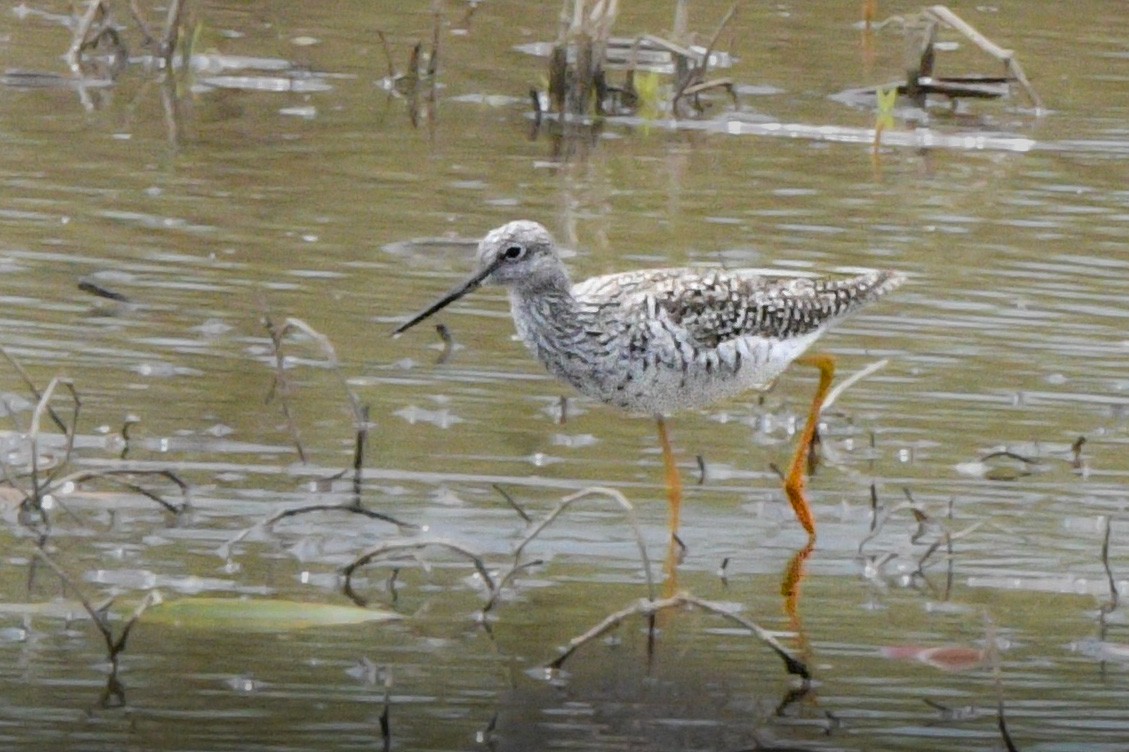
[507,272,580,348]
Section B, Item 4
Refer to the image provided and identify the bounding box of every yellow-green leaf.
[142,597,401,632]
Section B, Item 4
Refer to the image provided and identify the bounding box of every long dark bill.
[391,258,502,336]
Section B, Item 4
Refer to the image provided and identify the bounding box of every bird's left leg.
[655,415,683,537]
[782,353,836,542]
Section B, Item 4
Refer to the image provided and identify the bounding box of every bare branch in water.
[547,592,809,679]
[342,538,497,600]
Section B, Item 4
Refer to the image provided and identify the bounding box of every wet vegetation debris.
[531,0,740,123]
[0,347,189,535]
[854,5,1043,112]
[64,0,190,80]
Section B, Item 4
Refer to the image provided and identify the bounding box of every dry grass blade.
[547,592,809,679]
[823,358,888,412]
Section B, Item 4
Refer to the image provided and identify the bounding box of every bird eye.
[503,244,525,260]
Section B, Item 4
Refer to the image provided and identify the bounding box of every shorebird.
[393,220,904,541]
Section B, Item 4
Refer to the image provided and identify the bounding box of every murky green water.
[2,1,1129,750]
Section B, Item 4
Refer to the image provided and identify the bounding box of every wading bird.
[394,220,904,541]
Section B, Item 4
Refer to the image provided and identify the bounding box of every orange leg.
[781,541,815,659]
[783,354,836,542]
[655,416,683,536]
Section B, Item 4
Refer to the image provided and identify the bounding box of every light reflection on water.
[1,0,1129,749]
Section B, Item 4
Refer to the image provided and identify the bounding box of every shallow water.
[1,1,1129,750]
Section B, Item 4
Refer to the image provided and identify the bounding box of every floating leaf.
[881,644,986,672]
[142,597,400,632]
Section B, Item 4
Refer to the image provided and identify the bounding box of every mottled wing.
[579,268,905,349]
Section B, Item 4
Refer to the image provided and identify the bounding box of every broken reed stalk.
[547,592,810,679]
[550,0,619,116]
[427,2,441,78]
[0,348,187,525]
[376,31,399,79]
[822,358,888,412]
[919,5,1044,110]
[434,324,454,364]
[671,1,739,112]
[127,0,156,47]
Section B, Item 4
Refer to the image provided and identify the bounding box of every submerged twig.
[492,484,531,523]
